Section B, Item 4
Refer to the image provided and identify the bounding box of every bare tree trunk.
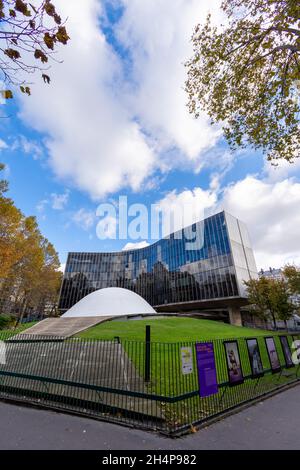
[16,298,27,327]
[271,311,277,330]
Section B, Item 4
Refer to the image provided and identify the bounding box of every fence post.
[145,325,151,382]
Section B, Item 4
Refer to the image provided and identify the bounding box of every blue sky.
[1,0,300,271]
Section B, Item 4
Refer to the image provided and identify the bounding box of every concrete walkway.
[13,317,106,338]
[0,384,299,450]
[1,340,153,417]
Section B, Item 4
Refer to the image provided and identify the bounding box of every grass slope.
[77,317,289,405]
[76,317,271,342]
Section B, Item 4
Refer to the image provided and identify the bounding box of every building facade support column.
[228,306,242,326]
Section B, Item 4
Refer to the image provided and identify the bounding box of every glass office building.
[58,211,257,313]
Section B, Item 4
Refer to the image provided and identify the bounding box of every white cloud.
[16,0,223,200]
[122,241,150,251]
[263,157,300,183]
[12,135,43,160]
[0,138,8,150]
[219,176,300,270]
[36,199,48,213]
[156,183,218,236]
[36,190,69,213]
[156,175,300,270]
[17,0,155,200]
[72,208,96,231]
[117,0,223,168]
[51,191,69,210]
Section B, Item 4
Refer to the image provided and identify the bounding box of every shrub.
[0,314,16,330]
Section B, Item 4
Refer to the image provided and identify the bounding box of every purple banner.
[195,342,219,398]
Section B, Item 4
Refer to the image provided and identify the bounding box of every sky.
[1,0,300,272]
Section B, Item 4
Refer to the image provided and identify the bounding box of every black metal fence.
[0,331,299,435]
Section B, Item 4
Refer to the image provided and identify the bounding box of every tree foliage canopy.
[0,164,62,319]
[186,0,300,163]
[0,0,69,99]
[244,275,296,327]
[0,162,8,194]
[283,264,300,294]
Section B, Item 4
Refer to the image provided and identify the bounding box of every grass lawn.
[0,321,38,339]
[76,317,273,342]
[77,317,295,408]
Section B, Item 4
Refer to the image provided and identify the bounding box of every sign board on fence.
[246,338,264,378]
[224,340,244,385]
[265,337,281,373]
[181,346,193,375]
[279,336,293,368]
[195,342,218,397]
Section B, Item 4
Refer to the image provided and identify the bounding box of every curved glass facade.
[58,211,257,312]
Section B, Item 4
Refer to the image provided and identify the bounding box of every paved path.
[12,317,106,338]
[1,340,151,415]
[0,385,299,450]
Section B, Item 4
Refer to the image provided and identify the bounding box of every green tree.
[244,277,276,326]
[283,264,300,294]
[29,239,62,318]
[269,278,295,329]
[0,163,8,194]
[0,166,61,322]
[186,0,300,164]
[0,0,69,99]
[244,276,295,329]
[0,165,24,278]
[0,194,23,278]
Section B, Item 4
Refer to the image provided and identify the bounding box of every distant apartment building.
[259,267,300,306]
[259,267,284,281]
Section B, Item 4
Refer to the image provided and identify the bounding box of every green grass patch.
[0,321,38,339]
[76,317,273,342]
[76,318,294,405]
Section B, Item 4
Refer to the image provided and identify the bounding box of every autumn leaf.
[20,86,31,95]
[44,1,55,17]
[0,0,4,19]
[4,48,21,60]
[44,32,55,50]
[56,26,70,45]
[15,0,31,16]
[34,49,48,63]
[1,90,13,99]
[53,13,61,25]
[42,74,51,84]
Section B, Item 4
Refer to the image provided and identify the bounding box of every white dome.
[62,287,156,318]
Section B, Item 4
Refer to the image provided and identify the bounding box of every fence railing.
[243,320,300,333]
[0,331,299,435]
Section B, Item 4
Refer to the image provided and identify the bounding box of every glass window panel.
[59,213,255,311]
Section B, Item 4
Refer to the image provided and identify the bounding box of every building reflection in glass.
[58,211,257,312]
